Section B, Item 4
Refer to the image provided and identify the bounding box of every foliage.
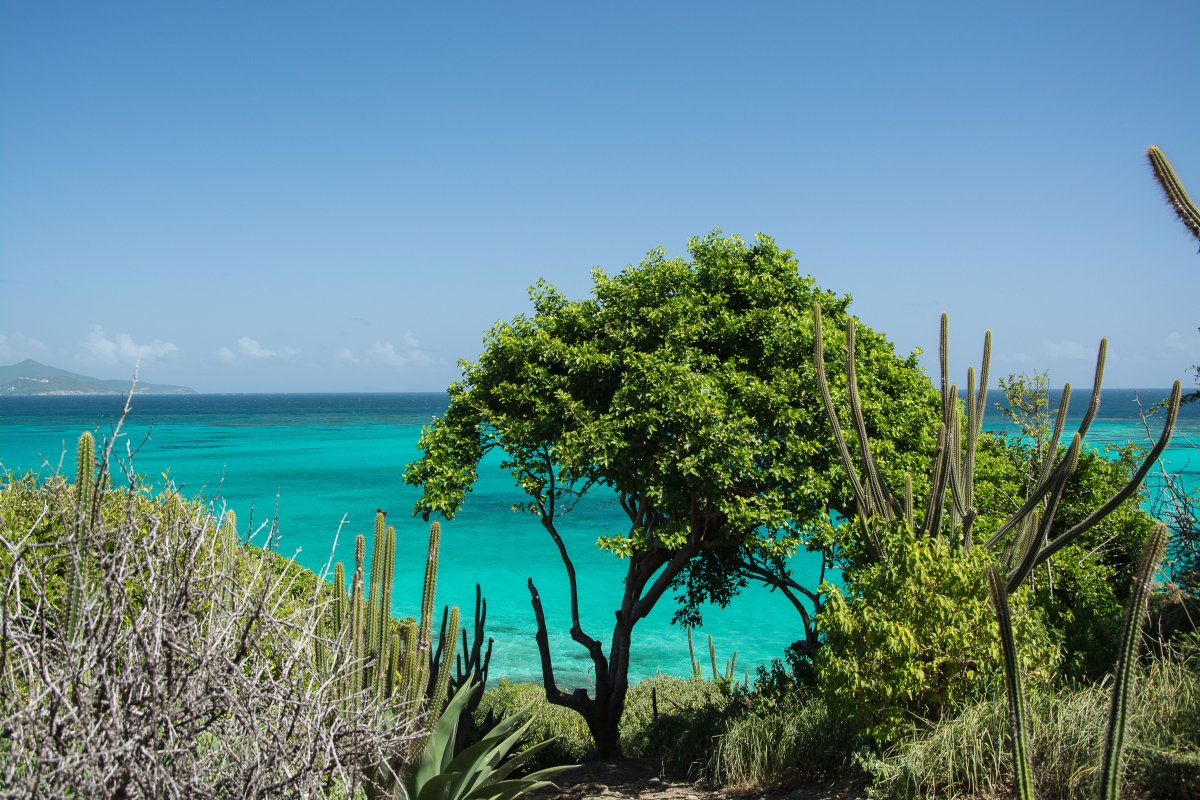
[814,520,1060,744]
[975,432,1161,681]
[474,675,738,778]
[619,675,736,775]
[404,231,938,755]
[405,682,573,800]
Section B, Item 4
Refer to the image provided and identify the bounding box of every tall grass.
[865,643,1200,799]
[707,694,855,788]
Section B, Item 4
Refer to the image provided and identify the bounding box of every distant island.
[0,359,195,396]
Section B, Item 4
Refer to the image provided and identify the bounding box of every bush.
[621,675,736,776]
[707,692,856,788]
[472,680,595,769]
[815,521,1061,745]
[474,674,738,777]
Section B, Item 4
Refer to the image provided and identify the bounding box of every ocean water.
[1,388,1196,687]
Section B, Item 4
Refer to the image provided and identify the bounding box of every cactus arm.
[922,422,952,537]
[844,316,895,521]
[1076,339,1107,440]
[427,606,460,720]
[1033,380,1180,570]
[367,512,385,666]
[418,521,442,657]
[1006,436,1081,592]
[813,303,877,523]
[1098,523,1170,800]
[1037,384,1072,487]
[987,567,1036,800]
[1148,146,1200,246]
[687,627,700,679]
[350,542,366,698]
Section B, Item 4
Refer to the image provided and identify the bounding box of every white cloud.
[339,334,435,369]
[237,336,275,359]
[1044,339,1092,361]
[367,341,409,366]
[1164,330,1200,355]
[81,326,177,365]
[217,337,300,365]
[0,333,47,358]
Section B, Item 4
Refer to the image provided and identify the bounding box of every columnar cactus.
[1148,145,1200,247]
[66,432,97,644]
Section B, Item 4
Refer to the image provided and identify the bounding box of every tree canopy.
[407,232,937,547]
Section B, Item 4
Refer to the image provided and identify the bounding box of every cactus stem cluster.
[322,513,459,732]
[816,305,1180,799]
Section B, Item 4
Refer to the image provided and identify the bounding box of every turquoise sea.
[1,389,1197,686]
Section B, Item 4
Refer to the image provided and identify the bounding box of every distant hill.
[0,359,195,396]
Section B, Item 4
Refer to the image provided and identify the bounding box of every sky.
[1,2,1198,393]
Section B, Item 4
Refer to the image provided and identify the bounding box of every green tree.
[404,232,938,758]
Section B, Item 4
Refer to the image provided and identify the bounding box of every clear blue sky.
[2,2,1197,392]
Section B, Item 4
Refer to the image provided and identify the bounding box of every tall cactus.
[74,431,95,525]
[1148,145,1200,247]
[1097,523,1169,800]
[66,432,97,644]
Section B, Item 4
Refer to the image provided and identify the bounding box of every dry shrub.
[0,467,419,799]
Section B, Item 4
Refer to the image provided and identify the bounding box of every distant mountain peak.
[0,359,195,396]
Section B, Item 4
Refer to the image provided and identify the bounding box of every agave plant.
[403,680,575,800]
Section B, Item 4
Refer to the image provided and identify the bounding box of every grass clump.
[621,675,736,775]
[707,691,856,789]
[864,641,1200,799]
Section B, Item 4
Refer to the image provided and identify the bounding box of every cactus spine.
[1148,145,1200,247]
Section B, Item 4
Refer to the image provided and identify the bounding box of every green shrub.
[474,675,739,777]
[621,675,736,776]
[815,521,1061,745]
[472,680,594,768]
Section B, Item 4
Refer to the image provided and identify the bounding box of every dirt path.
[529,759,863,800]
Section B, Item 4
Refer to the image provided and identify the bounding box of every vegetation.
[404,231,938,756]
[813,303,1193,800]
[0,432,560,800]
[865,642,1200,799]
[0,434,421,797]
[6,209,1200,796]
